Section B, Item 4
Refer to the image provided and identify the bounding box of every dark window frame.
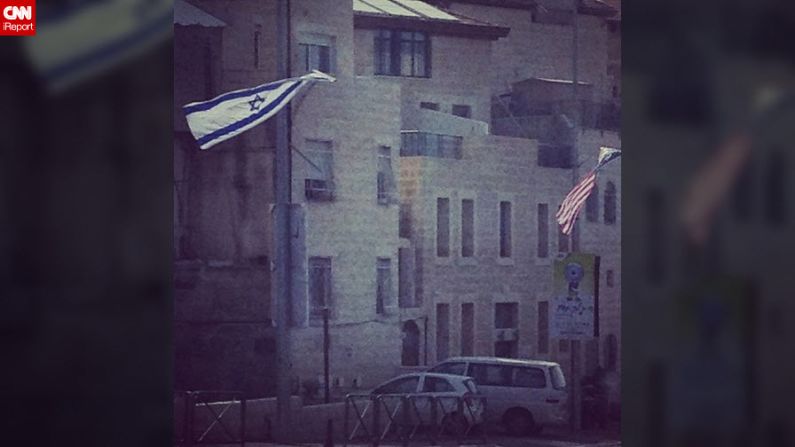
[374,29,431,78]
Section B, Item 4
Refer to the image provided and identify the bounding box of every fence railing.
[400,131,463,160]
[343,393,488,446]
[174,390,247,447]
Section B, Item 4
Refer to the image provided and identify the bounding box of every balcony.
[400,131,463,159]
[493,98,621,138]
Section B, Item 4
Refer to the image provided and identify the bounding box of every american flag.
[556,170,597,235]
[556,147,621,235]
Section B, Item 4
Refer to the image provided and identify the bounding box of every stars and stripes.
[183,70,336,150]
[556,147,621,235]
[556,170,598,235]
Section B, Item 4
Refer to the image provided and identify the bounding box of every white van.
[428,356,568,435]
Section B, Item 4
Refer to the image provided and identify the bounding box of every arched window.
[401,320,420,366]
[586,184,599,222]
[604,181,617,224]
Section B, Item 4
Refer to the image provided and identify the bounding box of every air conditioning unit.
[305,179,334,201]
[494,328,519,341]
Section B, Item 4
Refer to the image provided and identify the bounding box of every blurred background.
[0,1,173,445]
[623,0,795,446]
[1,0,794,446]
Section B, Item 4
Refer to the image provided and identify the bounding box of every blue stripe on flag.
[183,81,286,116]
[196,80,305,148]
[42,8,172,84]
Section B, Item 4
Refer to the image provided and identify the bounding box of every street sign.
[550,253,599,339]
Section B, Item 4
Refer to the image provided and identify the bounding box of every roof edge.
[354,13,510,40]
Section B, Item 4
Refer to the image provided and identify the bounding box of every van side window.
[470,364,512,386]
[422,376,455,392]
[514,367,547,388]
[430,362,466,375]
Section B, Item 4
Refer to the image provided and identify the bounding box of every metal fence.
[343,393,488,446]
[400,131,463,160]
[174,391,247,447]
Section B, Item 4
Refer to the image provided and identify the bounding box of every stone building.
[173,0,620,397]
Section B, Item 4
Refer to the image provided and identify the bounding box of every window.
[571,221,580,252]
[375,376,419,395]
[606,269,614,287]
[495,303,518,329]
[499,201,512,258]
[376,258,392,314]
[452,104,472,118]
[604,181,617,224]
[254,30,261,68]
[469,364,512,387]
[304,140,334,201]
[586,184,599,222]
[420,101,439,111]
[461,303,474,356]
[550,365,567,390]
[422,377,455,393]
[437,198,450,257]
[537,204,549,258]
[299,34,334,73]
[436,303,450,361]
[605,334,618,371]
[308,257,332,318]
[399,203,412,238]
[430,362,466,375]
[398,248,412,307]
[377,146,395,204]
[461,199,474,257]
[374,29,430,77]
[538,301,549,354]
[514,367,547,388]
[495,302,518,358]
[558,227,569,253]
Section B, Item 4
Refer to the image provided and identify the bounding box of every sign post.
[550,253,599,431]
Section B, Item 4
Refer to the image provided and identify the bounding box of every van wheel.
[503,409,535,436]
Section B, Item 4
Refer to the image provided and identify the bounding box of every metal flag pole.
[274,0,293,441]
[570,0,583,432]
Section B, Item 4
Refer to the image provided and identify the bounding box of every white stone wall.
[400,130,621,378]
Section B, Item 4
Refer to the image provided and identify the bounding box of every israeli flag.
[184,71,336,150]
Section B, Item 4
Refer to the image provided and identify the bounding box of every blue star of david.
[248,94,265,111]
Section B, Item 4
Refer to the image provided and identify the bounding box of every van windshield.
[550,365,566,390]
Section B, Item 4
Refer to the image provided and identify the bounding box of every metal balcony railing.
[400,131,463,159]
[493,99,621,134]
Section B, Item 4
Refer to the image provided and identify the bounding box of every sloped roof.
[174,0,226,27]
[353,0,510,39]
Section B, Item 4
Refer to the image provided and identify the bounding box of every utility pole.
[274,0,293,441]
[570,0,583,433]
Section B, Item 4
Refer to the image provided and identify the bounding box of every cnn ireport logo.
[1,1,35,35]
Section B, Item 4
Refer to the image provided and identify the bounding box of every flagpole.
[274,0,293,441]
[570,0,582,433]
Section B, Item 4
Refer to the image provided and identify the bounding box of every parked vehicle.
[369,372,485,433]
[428,356,568,436]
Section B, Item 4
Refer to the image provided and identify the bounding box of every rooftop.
[353,0,510,39]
